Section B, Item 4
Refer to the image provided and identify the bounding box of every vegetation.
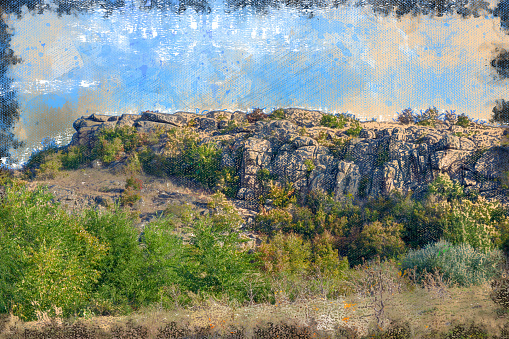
[269,108,286,120]
[246,108,268,123]
[8,106,509,336]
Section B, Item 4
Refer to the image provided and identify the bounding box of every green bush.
[309,230,349,280]
[269,108,286,120]
[92,136,124,165]
[348,218,407,266]
[78,203,148,314]
[345,121,362,137]
[124,152,143,175]
[439,196,502,252]
[256,231,313,278]
[0,183,107,320]
[400,240,505,287]
[176,217,267,302]
[95,125,138,153]
[456,113,472,128]
[320,113,348,129]
[60,145,91,170]
[415,107,440,127]
[425,172,465,202]
[253,208,293,236]
[266,180,297,208]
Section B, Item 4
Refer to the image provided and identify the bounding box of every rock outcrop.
[68,109,509,210]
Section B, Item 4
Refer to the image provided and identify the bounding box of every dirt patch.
[10,167,262,244]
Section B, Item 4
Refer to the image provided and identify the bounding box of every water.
[3,1,508,169]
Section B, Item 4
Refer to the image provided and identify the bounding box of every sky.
[4,0,509,167]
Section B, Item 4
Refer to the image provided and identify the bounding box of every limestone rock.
[68,109,509,210]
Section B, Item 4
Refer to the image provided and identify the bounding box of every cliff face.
[69,108,509,210]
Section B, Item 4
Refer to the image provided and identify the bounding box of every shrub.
[255,231,312,278]
[206,191,244,232]
[89,125,139,165]
[266,180,297,208]
[395,108,415,125]
[269,108,286,120]
[124,152,142,176]
[425,172,465,202]
[95,125,138,153]
[345,121,362,137]
[0,183,107,320]
[246,108,268,123]
[400,240,505,287]
[439,196,502,252]
[92,136,124,165]
[309,230,349,279]
[23,145,69,180]
[415,107,440,127]
[60,145,91,170]
[348,218,407,266]
[34,150,66,180]
[456,113,472,128]
[119,189,141,207]
[444,109,458,125]
[490,99,509,125]
[125,176,143,191]
[176,217,266,302]
[253,208,293,236]
[320,113,348,129]
[78,203,148,314]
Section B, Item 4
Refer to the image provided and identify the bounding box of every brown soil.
[10,166,262,244]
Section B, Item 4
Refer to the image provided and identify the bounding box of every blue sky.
[5,1,509,166]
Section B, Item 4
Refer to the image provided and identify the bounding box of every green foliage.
[138,127,231,191]
[456,113,472,128]
[415,107,440,127]
[219,120,239,134]
[358,175,370,199]
[348,218,407,266]
[89,125,138,165]
[309,230,349,279]
[396,108,415,125]
[176,217,266,302]
[119,189,141,207]
[206,191,244,232]
[400,240,505,287]
[304,159,315,179]
[425,172,465,202]
[256,231,313,277]
[34,150,66,179]
[439,196,502,252]
[23,145,69,180]
[78,204,148,314]
[92,136,124,165]
[375,148,390,167]
[266,180,297,208]
[96,125,138,154]
[125,176,143,191]
[345,121,362,137]
[269,108,286,120]
[253,208,293,235]
[60,145,91,170]
[320,113,348,129]
[0,184,107,320]
[124,152,142,176]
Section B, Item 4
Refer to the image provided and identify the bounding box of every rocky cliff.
[68,108,509,210]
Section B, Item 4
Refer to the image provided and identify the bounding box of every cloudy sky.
[5,0,509,166]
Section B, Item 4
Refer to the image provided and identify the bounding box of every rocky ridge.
[68,108,509,212]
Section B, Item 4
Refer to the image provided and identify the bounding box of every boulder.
[141,111,199,127]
